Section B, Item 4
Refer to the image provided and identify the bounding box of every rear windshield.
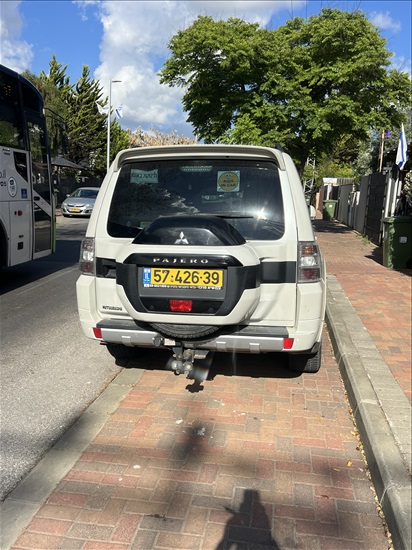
[72,188,99,198]
[108,159,284,240]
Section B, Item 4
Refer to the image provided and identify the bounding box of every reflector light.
[170,299,193,312]
[283,338,294,349]
[93,327,102,339]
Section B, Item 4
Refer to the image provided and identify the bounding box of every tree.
[22,56,71,157]
[65,65,108,174]
[108,117,130,164]
[159,9,411,173]
[39,56,71,156]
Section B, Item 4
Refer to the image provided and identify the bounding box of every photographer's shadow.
[216,489,279,549]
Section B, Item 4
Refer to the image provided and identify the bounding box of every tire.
[289,344,322,373]
[150,323,219,339]
[106,344,144,361]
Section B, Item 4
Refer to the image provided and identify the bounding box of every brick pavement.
[9,337,391,550]
[7,218,410,550]
[314,220,412,404]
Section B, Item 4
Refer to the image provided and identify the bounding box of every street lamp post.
[107,79,122,173]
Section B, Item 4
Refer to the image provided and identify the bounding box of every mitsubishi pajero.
[76,145,326,380]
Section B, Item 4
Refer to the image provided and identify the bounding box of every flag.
[396,123,407,170]
[115,105,123,119]
[96,102,107,115]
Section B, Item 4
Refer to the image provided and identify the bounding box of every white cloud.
[369,11,401,33]
[81,0,297,136]
[391,55,412,78]
[0,0,33,72]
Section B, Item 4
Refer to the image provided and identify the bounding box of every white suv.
[76,145,326,379]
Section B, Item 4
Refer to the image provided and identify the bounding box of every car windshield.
[72,189,98,198]
[108,159,284,240]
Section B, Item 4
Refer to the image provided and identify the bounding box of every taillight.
[298,241,321,282]
[170,300,193,312]
[79,237,95,275]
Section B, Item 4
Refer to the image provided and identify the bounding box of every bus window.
[0,71,25,148]
[21,79,42,112]
[28,119,50,201]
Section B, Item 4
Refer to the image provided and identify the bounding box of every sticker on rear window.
[130,169,158,184]
[217,171,240,192]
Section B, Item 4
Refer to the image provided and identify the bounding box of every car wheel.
[106,344,144,360]
[289,344,322,373]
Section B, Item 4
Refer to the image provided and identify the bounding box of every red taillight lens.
[93,328,102,339]
[283,338,294,349]
[169,300,193,312]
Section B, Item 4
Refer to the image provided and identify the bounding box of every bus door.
[0,146,33,266]
[26,114,54,257]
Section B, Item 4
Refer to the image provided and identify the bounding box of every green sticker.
[130,169,158,184]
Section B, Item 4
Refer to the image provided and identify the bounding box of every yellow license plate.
[69,208,81,212]
[143,268,223,289]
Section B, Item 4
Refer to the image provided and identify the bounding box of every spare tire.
[150,323,219,339]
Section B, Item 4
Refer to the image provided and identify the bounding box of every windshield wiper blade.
[214,214,254,219]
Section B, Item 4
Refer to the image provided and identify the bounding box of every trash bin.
[382,216,412,269]
[322,200,338,220]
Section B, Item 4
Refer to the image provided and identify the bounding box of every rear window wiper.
[214,214,254,219]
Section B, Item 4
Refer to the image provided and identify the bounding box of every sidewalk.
[1,219,411,550]
[315,220,412,550]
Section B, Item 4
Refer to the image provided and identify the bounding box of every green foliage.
[159,9,411,172]
[65,65,108,174]
[22,63,69,157]
[22,56,137,177]
[106,118,130,170]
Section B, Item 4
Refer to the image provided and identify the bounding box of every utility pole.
[379,129,385,172]
[107,79,121,173]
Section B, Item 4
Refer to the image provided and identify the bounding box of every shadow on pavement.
[215,489,280,549]
[119,348,300,386]
[0,238,82,294]
[313,219,354,233]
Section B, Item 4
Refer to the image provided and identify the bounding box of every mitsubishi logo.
[175,231,189,245]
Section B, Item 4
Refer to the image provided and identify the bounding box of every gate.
[363,172,387,244]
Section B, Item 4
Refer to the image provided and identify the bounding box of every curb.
[326,275,412,550]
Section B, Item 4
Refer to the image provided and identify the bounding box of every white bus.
[0,64,55,268]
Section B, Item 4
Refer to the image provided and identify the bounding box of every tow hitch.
[168,346,210,382]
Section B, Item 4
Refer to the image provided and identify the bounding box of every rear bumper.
[95,319,315,354]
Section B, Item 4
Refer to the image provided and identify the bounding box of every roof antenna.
[275,143,284,152]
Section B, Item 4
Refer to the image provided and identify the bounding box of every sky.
[1,0,411,138]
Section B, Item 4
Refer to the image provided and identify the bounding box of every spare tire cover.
[150,323,219,339]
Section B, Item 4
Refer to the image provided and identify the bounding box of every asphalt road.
[0,217,121,501]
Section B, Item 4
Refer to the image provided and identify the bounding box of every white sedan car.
[61,187,100,217]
